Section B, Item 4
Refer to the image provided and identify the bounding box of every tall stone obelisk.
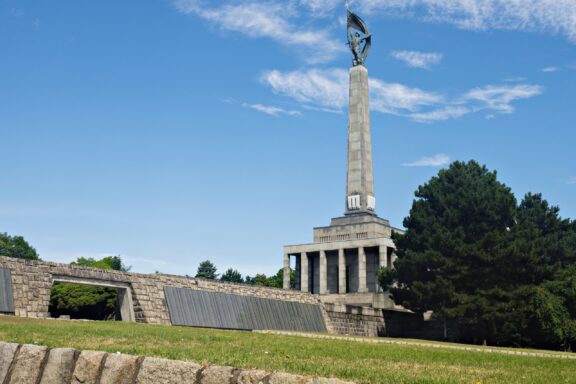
[345,7,375,215]
[346,65,375,215]
[284,6,399,296]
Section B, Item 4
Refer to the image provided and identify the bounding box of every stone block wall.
[0,257,327,327]
[323,303,385,337]
[0,342,355,384]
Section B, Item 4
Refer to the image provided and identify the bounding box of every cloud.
[261,68,442,116]
[242,102,301,116]
[409,106,470,122]
[261,68,542,122]
[174,0,343,63]
[464,84,543,113]
[402,154,450,167]
[567,177,576,185]
[357,0,576,43]
[369,79,442,114]
[503,77,526,83]
[262,68,348,109]
[391,50,443,69]
[299,0,343,16]
[542,66,560,73]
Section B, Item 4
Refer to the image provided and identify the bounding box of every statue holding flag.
[346,3,372,67]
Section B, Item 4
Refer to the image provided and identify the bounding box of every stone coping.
[0,256,296,294]
[0,342,355,384]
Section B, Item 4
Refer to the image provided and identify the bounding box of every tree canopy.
[502,193,576,350]
[385,161,576,349]
[244,268,295,288]
[71,255,131,272]
[220,268,243,283]
[0,232,39,260]
[49,255,130,320]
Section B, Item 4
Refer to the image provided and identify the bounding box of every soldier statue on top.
[346,3,372,67]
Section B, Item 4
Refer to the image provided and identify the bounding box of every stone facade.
[323,303,385,337]
[0,342,356,384]
[0,256,326,326]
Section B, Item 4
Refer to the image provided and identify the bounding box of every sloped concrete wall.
[0,257,329,329]
[0,342,354,384]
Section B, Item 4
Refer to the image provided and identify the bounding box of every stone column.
[377,246,387,292]
[319,250,327,295]
[358,247,367,293]
[378,246,387,269]
[338,248,346,294]
[283,253,291,290]
[117,288,135,322]
[295,255,301,290]
[300,252,309,293]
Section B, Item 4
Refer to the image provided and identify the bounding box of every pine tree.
[390,161,517,344]
[195,260,218,279]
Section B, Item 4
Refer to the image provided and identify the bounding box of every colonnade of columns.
[283,245,394,294]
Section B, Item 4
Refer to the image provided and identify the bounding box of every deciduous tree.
[0,232,39,260]
[220,268,243,283]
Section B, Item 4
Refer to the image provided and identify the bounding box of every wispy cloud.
[542,66,560,73]
[262,68,443,116]
[357,0,576,43]
[242,102,301,117]
[262,68,348,109]
[174,0,343,63]
[409,106,470,123]
[402,154,450,167]
[503,77,526,83]
[391,50,443,69]
[299,0,343,16]
[464,84,543,113]
[261,68,543,122]
[369,79,442,115]
[566,177,576,185]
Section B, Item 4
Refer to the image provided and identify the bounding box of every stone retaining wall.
[0,342,354,384]
[0,257,326,327]
[323,303,385,337]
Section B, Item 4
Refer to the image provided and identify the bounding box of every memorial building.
[282,8,402,302]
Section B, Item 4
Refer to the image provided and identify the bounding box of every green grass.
[0,315,574,384]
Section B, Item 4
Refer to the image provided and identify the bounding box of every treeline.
[194,259,294,288]
[0,232,39,260]
[381,161,576,352]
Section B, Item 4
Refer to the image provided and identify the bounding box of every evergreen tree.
[502,194,576,349]
[195,260,218,279]
[389,161,517,344]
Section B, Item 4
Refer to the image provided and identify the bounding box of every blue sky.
[1,0,575,276]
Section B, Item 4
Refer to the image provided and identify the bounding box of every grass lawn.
[0,315,574,384]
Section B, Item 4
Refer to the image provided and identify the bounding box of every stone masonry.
[323,303,385,338]
[0,342,356,384]
[0,256,328,328]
